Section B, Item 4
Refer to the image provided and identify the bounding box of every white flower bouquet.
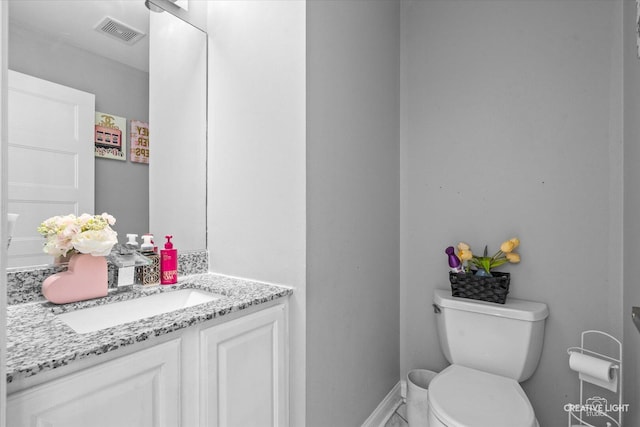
[37,213,118,257]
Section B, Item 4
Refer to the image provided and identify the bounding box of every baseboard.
[361,381,403,427]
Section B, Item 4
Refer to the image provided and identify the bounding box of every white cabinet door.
[200,304,289,427]
[7,70,95,267]
[7,339,181,427]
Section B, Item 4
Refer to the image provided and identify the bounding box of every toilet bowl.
[429,290,549,427]
[427,365,538,427]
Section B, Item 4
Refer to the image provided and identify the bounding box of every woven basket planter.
[449,271,510,304]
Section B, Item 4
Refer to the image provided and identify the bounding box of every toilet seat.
[428,364,536,427]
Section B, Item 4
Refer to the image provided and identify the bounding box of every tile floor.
[384,402,408,427]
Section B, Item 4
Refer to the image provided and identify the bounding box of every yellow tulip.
[500,238,520,253]
[457,242,470,251]
[458,248,473,261]
[500,240,516,253]
[506,252,520,263]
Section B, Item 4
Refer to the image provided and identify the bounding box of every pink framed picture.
[130,120,150,164]
[95,112,126,161]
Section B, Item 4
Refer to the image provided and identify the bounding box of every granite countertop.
[6,273,293,383]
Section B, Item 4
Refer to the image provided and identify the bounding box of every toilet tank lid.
[434,289,549,321]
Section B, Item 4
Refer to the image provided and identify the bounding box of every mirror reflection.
[7,0,207,268]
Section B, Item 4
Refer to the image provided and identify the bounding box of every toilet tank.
[433,289,549,382]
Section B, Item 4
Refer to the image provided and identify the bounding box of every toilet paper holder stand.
[566,330,622,427]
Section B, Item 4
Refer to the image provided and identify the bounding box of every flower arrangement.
[37,213,118,257]
[456,238,521,276]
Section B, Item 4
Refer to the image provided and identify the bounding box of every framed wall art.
[130,120,150,164]
[95,112,126,161]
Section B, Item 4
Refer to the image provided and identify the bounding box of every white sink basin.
[57,289,223,333]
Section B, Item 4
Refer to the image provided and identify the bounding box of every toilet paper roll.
[569,352,618,392]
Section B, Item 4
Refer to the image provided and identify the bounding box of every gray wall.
[624,0,640,425]
[306,1,400,425]
[8,24,149,242]
[400,1,624,425]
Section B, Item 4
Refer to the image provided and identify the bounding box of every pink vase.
[53,253,73,266]
[42,254,108,304]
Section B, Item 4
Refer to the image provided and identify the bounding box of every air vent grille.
[95,17,145,45]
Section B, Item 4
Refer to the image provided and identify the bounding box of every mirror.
[148,0,207,256]
[6,0,207,268]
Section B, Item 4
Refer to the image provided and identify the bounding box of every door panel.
[7,70,95,267]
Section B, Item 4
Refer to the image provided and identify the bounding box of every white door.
[7,70,95,267]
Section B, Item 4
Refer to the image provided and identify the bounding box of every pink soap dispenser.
[160,235,178,285]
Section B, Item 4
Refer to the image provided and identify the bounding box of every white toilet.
[428,289,549,427]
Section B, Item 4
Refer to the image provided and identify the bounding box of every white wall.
[306,1,400,425]
[624,0,640,424]
[400,1,623,425]
[206,2,306,425]
[207,1,306,288]
[207,3,400,426]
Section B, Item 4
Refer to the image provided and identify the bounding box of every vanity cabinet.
[201,303,289,427]
[7,339,181,427]
[7,301,289,427]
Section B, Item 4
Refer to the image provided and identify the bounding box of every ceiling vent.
[94,17,146,45]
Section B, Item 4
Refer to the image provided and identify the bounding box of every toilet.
[428,289,549,427]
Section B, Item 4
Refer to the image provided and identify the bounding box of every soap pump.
[141,234,154,254]
[114,234,139,290]
[160,235,178,285]
[125,233,139,252]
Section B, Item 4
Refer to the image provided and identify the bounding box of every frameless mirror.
[6,0,207,268]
